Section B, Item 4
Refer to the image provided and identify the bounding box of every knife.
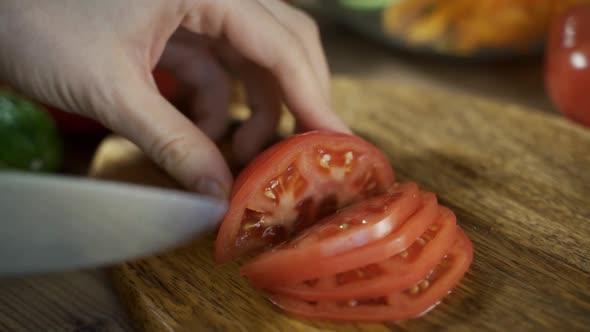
[0,171,227,277]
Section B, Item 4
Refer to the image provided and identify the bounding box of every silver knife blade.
[0,171,227,277]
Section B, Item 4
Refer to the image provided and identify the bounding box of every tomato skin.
[268,228,473,323]
[215,131,396,263]
[270,205,457,301]
[241,184,422,287]
[546,4,590,127]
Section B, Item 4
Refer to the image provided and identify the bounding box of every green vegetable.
[339,0,397,10]
[0,89,63,172]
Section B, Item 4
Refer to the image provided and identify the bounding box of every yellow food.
[382,0,590,55]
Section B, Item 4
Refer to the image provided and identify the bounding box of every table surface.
[0,18,558,332]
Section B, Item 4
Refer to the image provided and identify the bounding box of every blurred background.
[302,0,588,113]
[3,0,590,177]
[1,1,590,331]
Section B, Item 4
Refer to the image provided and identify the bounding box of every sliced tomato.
[268,227,473,323]
[215,131,396,263]
[240,183,421,287]
[270,206,457,300]
[264,191,439,287]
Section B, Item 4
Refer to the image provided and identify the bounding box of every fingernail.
[194,177,228,200]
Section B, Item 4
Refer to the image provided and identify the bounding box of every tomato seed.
[269,178,280,188]
[319,154,331,169]
[365,181,377,191]
[419,280,430,290]
[344,151,354,166]
[240,209,266,231]
[264,189,277,200]
[243,222,260,231]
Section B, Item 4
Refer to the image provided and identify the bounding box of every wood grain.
[89,77,590,332]
[0,270,133,332]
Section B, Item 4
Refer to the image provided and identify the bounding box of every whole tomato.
[546,4,590,128]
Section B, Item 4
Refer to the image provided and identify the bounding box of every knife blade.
[0,171,227,277]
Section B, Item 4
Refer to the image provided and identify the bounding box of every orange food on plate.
[382,0,590,55]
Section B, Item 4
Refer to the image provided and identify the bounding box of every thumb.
[102,74,233,199]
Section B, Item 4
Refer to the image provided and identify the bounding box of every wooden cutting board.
[89,77,590,332]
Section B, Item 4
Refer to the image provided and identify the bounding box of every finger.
[100,72,232,199]
[159,36,231,141]
[256,0,331,97]
[183,0,350,134]
[232,64,282,165]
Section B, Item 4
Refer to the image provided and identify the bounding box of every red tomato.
[268,227,473,323]
[241,184,422,287]
[153,68,181,101]
[215,131,396,263]
[270,206,457,301]
[43,105,107,135]
[546,4,590,127]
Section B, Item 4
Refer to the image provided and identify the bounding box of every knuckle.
[150,134,193,174]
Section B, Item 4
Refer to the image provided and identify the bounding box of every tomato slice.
[240,183,421,287]
[268,227,473,323]
[270,206,457,300]
[215,131,396,263]
[266,191,439,287]
[243,187,435,288]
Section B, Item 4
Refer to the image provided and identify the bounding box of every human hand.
[0,0,350,198]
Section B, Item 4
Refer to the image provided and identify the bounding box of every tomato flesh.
[270,206,457,300]
[240,183,421,287]
[244,188,435,288]
[268,228,473,323]
[215,131,396,263]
